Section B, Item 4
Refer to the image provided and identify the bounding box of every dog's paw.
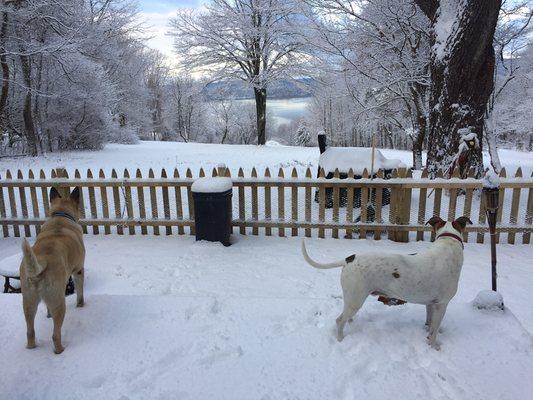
[426,338,441,351]
[26,343,36,350]
[76,301,85,308]
[54,345,65,354]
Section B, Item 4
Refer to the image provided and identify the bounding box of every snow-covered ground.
[1,141,532,177]
[1,235,532,400]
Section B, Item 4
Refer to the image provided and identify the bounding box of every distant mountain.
[203,78,315,100]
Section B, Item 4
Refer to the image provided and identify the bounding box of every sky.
[137,0,206,63]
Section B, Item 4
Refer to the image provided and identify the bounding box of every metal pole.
[488,210,498,291]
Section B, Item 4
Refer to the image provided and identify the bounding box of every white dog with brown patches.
[302,216,472,350]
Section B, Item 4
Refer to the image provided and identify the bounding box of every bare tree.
[169,0,304,145]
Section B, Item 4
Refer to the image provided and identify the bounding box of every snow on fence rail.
[0,166,532,245]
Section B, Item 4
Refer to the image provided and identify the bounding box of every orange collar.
[436,232,464,249]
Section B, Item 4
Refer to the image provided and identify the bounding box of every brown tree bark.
[414,0,501,177]
[0,11,9,124]
[19,52,39,156]
[254,87,267,145]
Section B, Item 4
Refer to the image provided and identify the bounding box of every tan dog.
[20,187,85,354]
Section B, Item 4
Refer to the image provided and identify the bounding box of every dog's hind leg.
[425,305,432,331]
[427,303,448,350]
[73,268,84,307]
[23,294,39,349]
[336,289,368,342]
[47,296,66,354]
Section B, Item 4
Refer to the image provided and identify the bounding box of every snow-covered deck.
[1,235,531,399]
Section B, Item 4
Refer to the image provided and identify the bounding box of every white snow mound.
[0,252,21,276]
[319,147,403,175]
[472,290,504,311]
[191,177,232,193]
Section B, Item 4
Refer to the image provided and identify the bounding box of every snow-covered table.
[0,253,21,293]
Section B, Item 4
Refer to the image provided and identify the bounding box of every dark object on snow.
[192,182,233,247]
[483,181,500,292]
[65,276,75,296]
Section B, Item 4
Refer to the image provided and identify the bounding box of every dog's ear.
[70,187,81,205]
[452,216,473,232]
[49,187,62,203]
[426,216,445,232]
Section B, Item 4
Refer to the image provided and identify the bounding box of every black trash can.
[191,177,233,246]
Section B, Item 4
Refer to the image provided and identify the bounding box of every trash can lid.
[191,177,233,193]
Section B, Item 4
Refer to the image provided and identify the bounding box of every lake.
[234,97,312,128]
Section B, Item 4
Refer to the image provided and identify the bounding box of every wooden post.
[523,171,533,244]
[124,169,135,235]
[462,168,475,242]
[186,168,194,235]
[7,170,20,237]
[137,169,148,235]
[291,168,298,236]
[431,170,443,242]
[495,168,506,244]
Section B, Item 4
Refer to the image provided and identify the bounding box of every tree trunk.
[19,53,39,156]
[254,87,267,145]
[0,11,9,124]
[412,120,425,170]
[415,0,501,177]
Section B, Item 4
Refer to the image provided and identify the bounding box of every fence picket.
[186,168,194,235]
[18,170,31,237]
[252,168,259,235]
[345,169,354,239]
[523,172,533,244]
[388,169,398,241]
[74,169,88,234]
[359,169,369,239]
[28,169,40,236]
[318,168,326,239]
[431,170,443,242]
[6,170,20,237]
[99,170,111,234]
[87,169,99,235]
[238,168,245,235]
[447,168,460,221]
[507,168,522,244]
[278,168,285,237]
[136,169,147,235]
[477,187,487,244]
[40,169,50,219]
[199,168,205,178]
[495,168,506,243]
[161,169,172,236]
[462,168,475,242]
[305,168,312,238]
[173,169,184,235]
[149,168,160,235]
[291,168,298,237]
[123,169,135,235]
[417,169,429,241]
[111,169,123,235]
[0,172,8,237]
[264,168,272,236]
[374,169,384,240]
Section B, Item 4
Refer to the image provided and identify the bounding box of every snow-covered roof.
[191,177,233,193]
[0,253,21,277]
[318,147,404,176]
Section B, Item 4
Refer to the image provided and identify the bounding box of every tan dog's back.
[20,187,85,354]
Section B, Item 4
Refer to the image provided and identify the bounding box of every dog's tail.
[22,239,45,278]
[301,240,346,269]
